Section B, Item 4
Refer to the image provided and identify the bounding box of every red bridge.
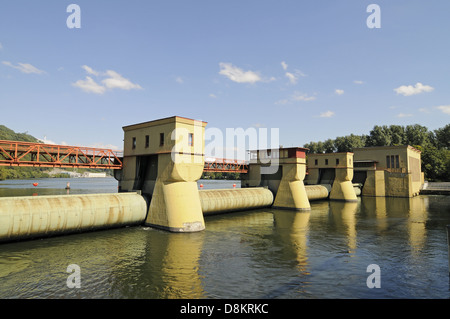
[203,158,248,173]
[0,140,248,173]
[0,140,123,169]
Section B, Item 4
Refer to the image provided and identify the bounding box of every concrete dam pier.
[0,115,425,243]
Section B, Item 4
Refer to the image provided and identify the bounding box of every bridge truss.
[0,140,249,173]
[0,140,123,169]
[203,158,248,173]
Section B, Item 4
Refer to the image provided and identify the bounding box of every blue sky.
[1,1,449,157]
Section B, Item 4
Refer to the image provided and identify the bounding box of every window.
[336,158,340,165]
[314,159,318,165]
[132,137,136,149]
[159,133,164,146]
[386,155,390,168]
[325,159,328,165]
[395,155,399,168]
[188,133,194,146]
[391,156,395,169]
[145,135,149,148]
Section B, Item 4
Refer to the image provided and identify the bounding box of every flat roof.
[123,116,207,131]
[248,147,309,152]
[353,145,421,153]
[354,160,378,163]
[307,152,353,156]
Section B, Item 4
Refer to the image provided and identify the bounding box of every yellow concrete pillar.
[145,153,205,232]
[273,160,310,211]
[330,167,358,202]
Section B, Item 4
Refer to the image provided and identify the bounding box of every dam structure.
[0,116,425,243]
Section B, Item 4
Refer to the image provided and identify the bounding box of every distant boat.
[32,183,39,187]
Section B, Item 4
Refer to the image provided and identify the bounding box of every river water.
[0,177,449,299]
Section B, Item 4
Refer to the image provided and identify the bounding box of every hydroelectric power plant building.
[0,116,424,243]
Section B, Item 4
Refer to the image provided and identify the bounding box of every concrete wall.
[118,116,208,232]
[306,152,357,202]
[353,145,422,198]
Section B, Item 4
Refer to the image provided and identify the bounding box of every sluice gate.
[0,193,147,243]
[199,188,274,215]
[199,186,331,215]
[304,185,330,201]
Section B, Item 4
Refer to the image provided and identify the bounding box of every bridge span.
[0,140,123,170]
[0,140,248,173]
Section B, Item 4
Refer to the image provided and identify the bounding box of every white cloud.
[354,80,364,84]
[418,108,430,113]
[72,76,106,94]
[73,66,142,94]
[38,136,57,145]
[219,62,262,84]
[2,61,45,74]
[394,82,434,96]
[292,92,316,102]
[89,143,120,150]
[285,72,297,84]
[276,92,316,105]
[319,111,335,118]
[275,99,289,105]
[283,67,306,84]
[175,76,184,84]
[0,43,3,50]
[335,89,344,95]
[281,61,288,71]
[209,93,217,98]
[397,113,413,118]
[82,65,100,76]
[436,105,450,115]
[102,70,142,90]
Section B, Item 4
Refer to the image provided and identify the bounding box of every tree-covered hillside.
[0,125,50,180]
[0,125,40,143]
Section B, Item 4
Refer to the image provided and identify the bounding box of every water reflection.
[361,196,429,255]
[273,210,310,275]
[329,201,358,255]
[138,230,205,299]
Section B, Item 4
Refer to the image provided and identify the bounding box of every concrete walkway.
[420,182,450,195]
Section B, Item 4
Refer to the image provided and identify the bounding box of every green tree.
[334,134,366,152]
[405,124,430,147]
[323,139,336,153]
[434,124,450,149]
[388,125,406,145]
[366,125,392,146]
[420,145,449,181]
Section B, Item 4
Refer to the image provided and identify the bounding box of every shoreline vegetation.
[303,123,449,182]
[1,123,449,182]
